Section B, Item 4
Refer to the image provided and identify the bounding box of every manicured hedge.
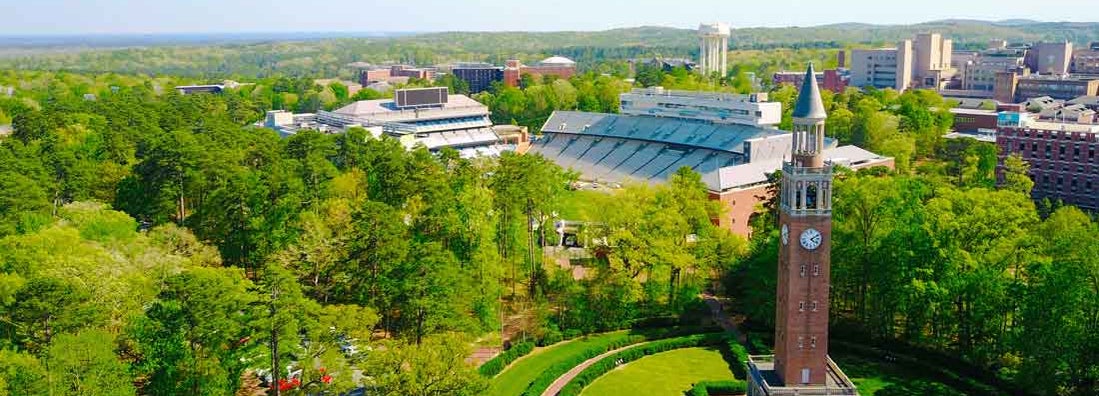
[688,380,747,396]
[519,327,710,396]
[555,332,726,396]
[724,337,749,380]
[479,342,536,377]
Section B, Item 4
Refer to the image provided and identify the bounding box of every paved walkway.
[703,292,747,345]
[540,341,649,396]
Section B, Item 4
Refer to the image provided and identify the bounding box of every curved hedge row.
[519,327,712,396]
[688,380,747,396]
[724,337,749,380]
[483,315,706,378]
[479,342,536,377]
[555,332,726,396]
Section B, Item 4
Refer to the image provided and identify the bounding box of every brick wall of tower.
[774,212,832,386]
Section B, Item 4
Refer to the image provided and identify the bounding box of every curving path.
[540,341,650,396]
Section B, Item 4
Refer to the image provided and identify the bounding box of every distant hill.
[3,20,1099,78]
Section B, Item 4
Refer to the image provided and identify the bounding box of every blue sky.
[2,0,1096,35]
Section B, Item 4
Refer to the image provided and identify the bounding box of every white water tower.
[698,22,730,78]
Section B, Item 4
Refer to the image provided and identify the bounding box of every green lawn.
[833,352,963,395]
[487,331,628,396]
[581,347,737,396]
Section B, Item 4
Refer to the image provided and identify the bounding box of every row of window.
[797,335,818,350]
[1009,141,1098,163]
[1036,176,1096,191]
[1017,129,1099,142]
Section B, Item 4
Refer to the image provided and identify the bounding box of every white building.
[619,87,781,127]
[698,23,730,78]
[308,87,522,157]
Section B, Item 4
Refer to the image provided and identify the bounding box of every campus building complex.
[850,33,954,91]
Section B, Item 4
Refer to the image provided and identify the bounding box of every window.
[810,336,818,349]
[797,336,804,349]
[812,264,821,277]
[801,368,811,384]
[798,301,806,312]
[799,265,806,277]
[811,301,819,312]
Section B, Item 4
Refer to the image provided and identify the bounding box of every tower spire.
[792,63,827,120]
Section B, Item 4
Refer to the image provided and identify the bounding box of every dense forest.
[0,69,743,395]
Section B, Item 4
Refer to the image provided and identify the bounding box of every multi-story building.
[747,64,859,396]
[959,48,1027,92]
[1071,42,1099,75]
[1031,41,1074,75]
[850,48,906,90]
[913,33,954,88]
[850,33,954,91]
[996,113,1099,210]
[1015,74,1099,101]
[503,56,578,87]
[451,63,504,93]
[773,69,848,93]
[359,67,391,85]
[358,64,436,86]
[619,87,782,127]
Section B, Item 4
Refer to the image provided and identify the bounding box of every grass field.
[833,352,963,395]
[487,331,629,396]
[580,347,737,396]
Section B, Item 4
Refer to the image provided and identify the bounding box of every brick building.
[503,56,577,87]
[997,113,1099,210]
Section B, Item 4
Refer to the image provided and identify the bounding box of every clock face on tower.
[800,228,822,250]
[781,224,789,245]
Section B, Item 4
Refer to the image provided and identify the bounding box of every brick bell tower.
[774,63,833,386]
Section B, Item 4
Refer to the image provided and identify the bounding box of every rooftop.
[333,94,486,118]
[540,56,575,65]
[708,145,890,191]
[1018,120,1099,133]
[541,111,785,154]
[1068,95,1099,107]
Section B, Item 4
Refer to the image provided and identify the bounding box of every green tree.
[45,330,136,396]
[131,267,257,396]
[363,333,487,396]
[1001,154,1034,195]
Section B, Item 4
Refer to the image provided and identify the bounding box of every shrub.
[478,342,535,377]
[724,337,749,379]
[690,380,747,396]
[538,330,563,347]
